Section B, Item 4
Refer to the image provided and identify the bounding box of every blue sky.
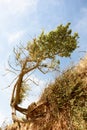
[0,0,87,125]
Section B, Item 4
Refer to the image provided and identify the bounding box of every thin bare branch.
[2,75,18,90]
[15,105,27,115]
[24,63,39,74]
[79,50,87,53]
[19,43,28,57]
[5,68,17,75]
[2,86,10,90]
[28,78,39,86]
[8,59,20,72]
[24,70,35,81]
[9,75,18,87]
[2,71,10,76]
[38,67,49,74]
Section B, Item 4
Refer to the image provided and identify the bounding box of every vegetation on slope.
[40,55,87,130]
[4,55,87,130]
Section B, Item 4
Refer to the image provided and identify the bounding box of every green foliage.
[40,57,87,130]
[27,23,78,62]
[13,23,79,72]
[17,81,30,104]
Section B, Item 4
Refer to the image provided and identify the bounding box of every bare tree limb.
[24,70,35,81]
[24,63,39,74]
[28,78,39,86]
[38,67,49,74]
[15,105,27,115]
[5,68,17,75]
[8,59,20,72]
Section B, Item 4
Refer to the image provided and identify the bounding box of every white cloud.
[8,30,25,44]
[75,8,87,34]
[75,7,87,51]
[0,0,38,15]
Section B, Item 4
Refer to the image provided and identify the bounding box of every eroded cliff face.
[5,55,87,130]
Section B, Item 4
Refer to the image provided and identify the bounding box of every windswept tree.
[8,23,79,122]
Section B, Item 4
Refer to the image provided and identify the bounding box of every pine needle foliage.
[9,23,79,123]
[18,81,30,104]
[27,23,78,62]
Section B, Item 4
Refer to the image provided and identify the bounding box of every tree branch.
[15,105,27,115]
[38,67,49,74]
[24,63,39,74]
[8,59,20,72]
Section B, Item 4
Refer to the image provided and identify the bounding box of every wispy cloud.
[0,0,38,15]
[75,7,87,51]
[8,30,25,44]
[75,7,87,34]
[0,0,39,47]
